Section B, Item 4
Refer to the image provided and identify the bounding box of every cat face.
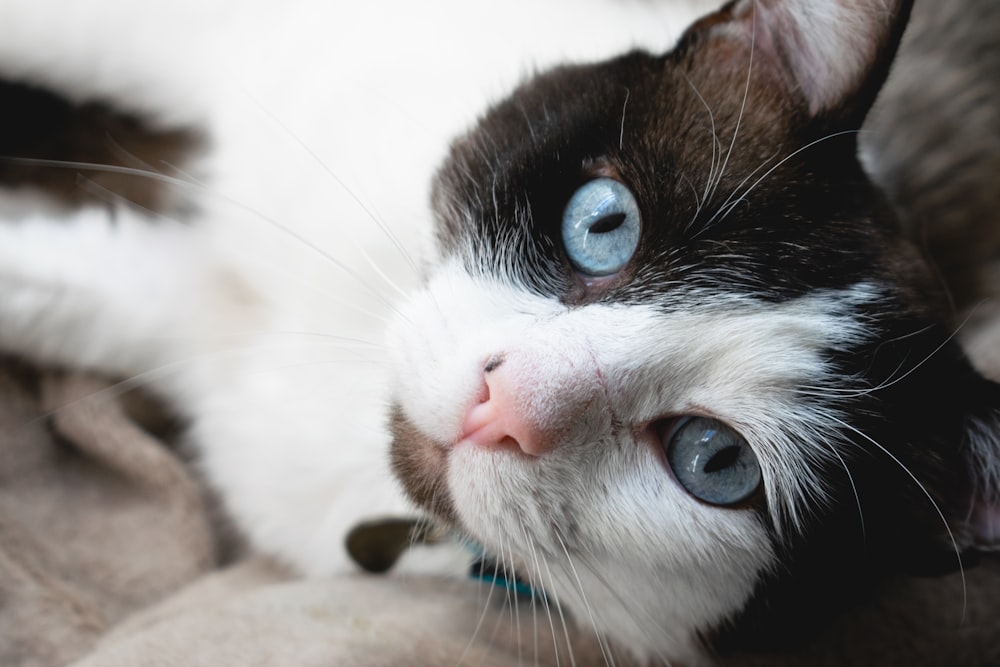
[388,0,1000,661]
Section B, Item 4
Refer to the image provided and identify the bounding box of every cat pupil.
[703,445,741,473]
[589,213,627,235]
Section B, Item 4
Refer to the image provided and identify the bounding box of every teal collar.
[466,543,545,601]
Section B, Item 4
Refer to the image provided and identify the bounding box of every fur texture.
[0,0,717,599]
[1,0,999,665]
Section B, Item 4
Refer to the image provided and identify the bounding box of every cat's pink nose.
[458,355,550,456]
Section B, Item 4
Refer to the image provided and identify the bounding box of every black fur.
[414,0,1000,656]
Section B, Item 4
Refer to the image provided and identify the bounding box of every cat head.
[388,0,1000,661]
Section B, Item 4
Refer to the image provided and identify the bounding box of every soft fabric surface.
[3,355,1000,667]
[0,358,602,667]
[0,360,216,667]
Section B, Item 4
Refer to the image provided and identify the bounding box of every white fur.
[2,0,910,664]
[390,260,877,663]
[0,1,219,127]
[0,0,721,573]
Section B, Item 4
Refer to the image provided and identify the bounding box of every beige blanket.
[2,357,999,667]
[0,359,604,667]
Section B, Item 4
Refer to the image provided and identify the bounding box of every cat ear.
[886,371,1000,578]
[686,0,914,126]
[958,387,1000,553]
[922,372,1000,575]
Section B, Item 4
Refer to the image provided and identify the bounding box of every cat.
[1,0,999,665]
[387,0,1000,661]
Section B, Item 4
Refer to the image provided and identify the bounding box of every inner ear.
[917,371,1000,567]
[959,397,1000,553]
[685,0,914,127]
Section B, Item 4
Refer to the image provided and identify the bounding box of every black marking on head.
[404,0,1000,657]
[432,41,925,315]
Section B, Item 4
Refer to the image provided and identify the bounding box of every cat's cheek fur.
[448,441,775,664]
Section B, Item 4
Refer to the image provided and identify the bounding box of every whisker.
[557,547,676,667]
[104,131,172,174]
[482,537,523,665]
[235,88,420,274]
[405,513,434,554]
[487,532,516,652]
[798,313,973,403]
[25,334,386,428]
[74,172,164,219]
[680,73,720,217]
[505,539,524,667]
[552,530,616,667]
[0,156,413,324]
[349,237,415,302]
[455,540,501,667]
[828,413,968,620]
[0,156,199,191]
[538,549,578,667]
[26,356,197,426]
[825,441,867,547]
[265,356,389,374]
[522,533,541,667]
[229,207,411,322]
[618,89,631,151]
[709,130,861,229]
[707,0,756,207]
[153,329,385,348]
[862,314,975,395]
[676,168,704,225]
[701,147,779,230]
[518,522,561,667]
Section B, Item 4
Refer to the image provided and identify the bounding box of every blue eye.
[561,178,641,276]
[666,417,762,506]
